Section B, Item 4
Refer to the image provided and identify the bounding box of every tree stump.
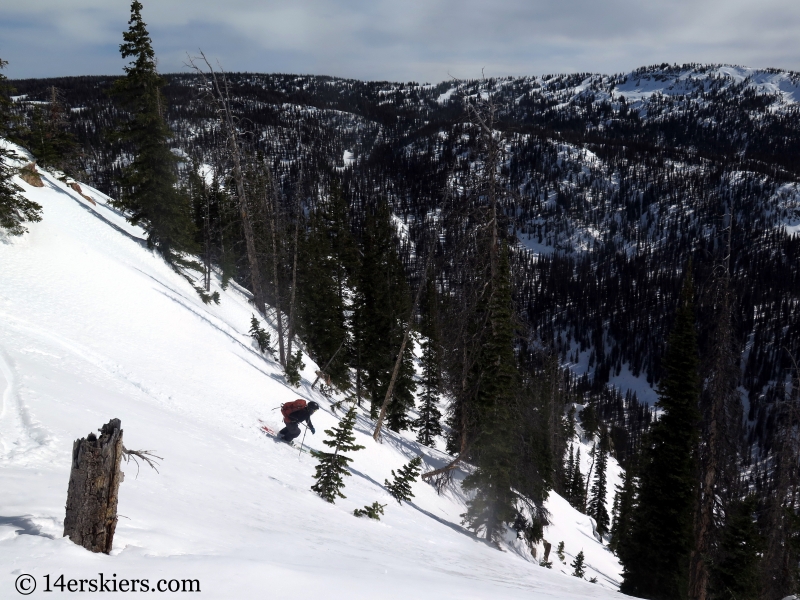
[63,419,124,554]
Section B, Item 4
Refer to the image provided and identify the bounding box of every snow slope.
[0,155,622,599]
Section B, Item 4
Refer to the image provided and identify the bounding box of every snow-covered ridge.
[0,152,622,599]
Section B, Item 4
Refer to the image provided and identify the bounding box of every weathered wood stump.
[63,419,124,554]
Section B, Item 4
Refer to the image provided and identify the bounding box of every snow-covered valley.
[0,157,624,598]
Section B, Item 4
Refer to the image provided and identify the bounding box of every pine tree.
[571,551,586,578]
[511,371,556,521]
[296,195,349,389]
[25,87,79,176]
[110,1,195,259]
[353,501,386,520]
[249,314,272,355]
[708,496,761,600]
[284,350,305,387]
[580,403,599,440]
[461,246,519,545]
[609,466,635,555]
[690,228,744,600]
[310,407,365,503]
[564,444,575,497]
[384,456,422,504]
[620,270,701,600]
[351,201,415,426]
[557,541,566,563]
[569,448,586,511]
[415,277,443,446]
[0,58,42,237]
[588,446,610,537]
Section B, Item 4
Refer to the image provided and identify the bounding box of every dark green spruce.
[588,445,609,537]
[110,1,195,259]
[296,186,353,389]
[249,315,272,356]
[415,277,443,446]
[384,456,423,504]
[708,496,762,600]
[571,551,586,578]
[351,201,415,428]
[25,87,80,176]
[310,407,365,503]
[284,350,305,388]
[0,58,41,236]
[353,501,386,520]
[609,466,635,555]
[461,246,519,546]
[620,270,701,600]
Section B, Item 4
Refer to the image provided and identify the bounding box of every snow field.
[0,155,622,599]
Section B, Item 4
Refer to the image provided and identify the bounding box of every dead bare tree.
[689,213,744,600]
[255,158,287,366]
[286,172,303,360]
[186,51,267,315]
[421,88,506,479]
[760,350,800,600]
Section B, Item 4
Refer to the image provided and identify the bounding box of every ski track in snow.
[0,347,47,461]
[0,311,164,407]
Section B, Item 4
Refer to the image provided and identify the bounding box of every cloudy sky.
[2,0,799,82]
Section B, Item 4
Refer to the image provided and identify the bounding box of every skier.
[278,399,319,443]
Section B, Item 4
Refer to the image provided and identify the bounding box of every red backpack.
[281,399,307,423]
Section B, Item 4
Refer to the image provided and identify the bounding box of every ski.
[258,420,313,454]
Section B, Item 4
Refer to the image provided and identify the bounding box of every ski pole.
[298,424,308,459]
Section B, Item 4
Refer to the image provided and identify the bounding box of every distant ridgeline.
[10,63,800,466]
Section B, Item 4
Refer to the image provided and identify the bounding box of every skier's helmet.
[308,401,320,413]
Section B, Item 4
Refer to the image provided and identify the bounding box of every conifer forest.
[4,5,800,597]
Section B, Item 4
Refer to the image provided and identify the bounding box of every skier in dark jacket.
[279,400,319,443]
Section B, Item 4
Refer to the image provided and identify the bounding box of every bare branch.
[121,445,163,477]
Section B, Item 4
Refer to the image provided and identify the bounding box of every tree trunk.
[63,419,124,554]
[542,540,552,562]
[286,176,301,359]
[230,144,266,316]
[202,178,212,292]
[690,218,741,600]
[188,53,266,315]
[264,168,286,367]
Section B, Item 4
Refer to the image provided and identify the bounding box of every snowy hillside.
[0,155,623,597]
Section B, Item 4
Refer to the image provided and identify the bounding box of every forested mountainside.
[12,64,800,452]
